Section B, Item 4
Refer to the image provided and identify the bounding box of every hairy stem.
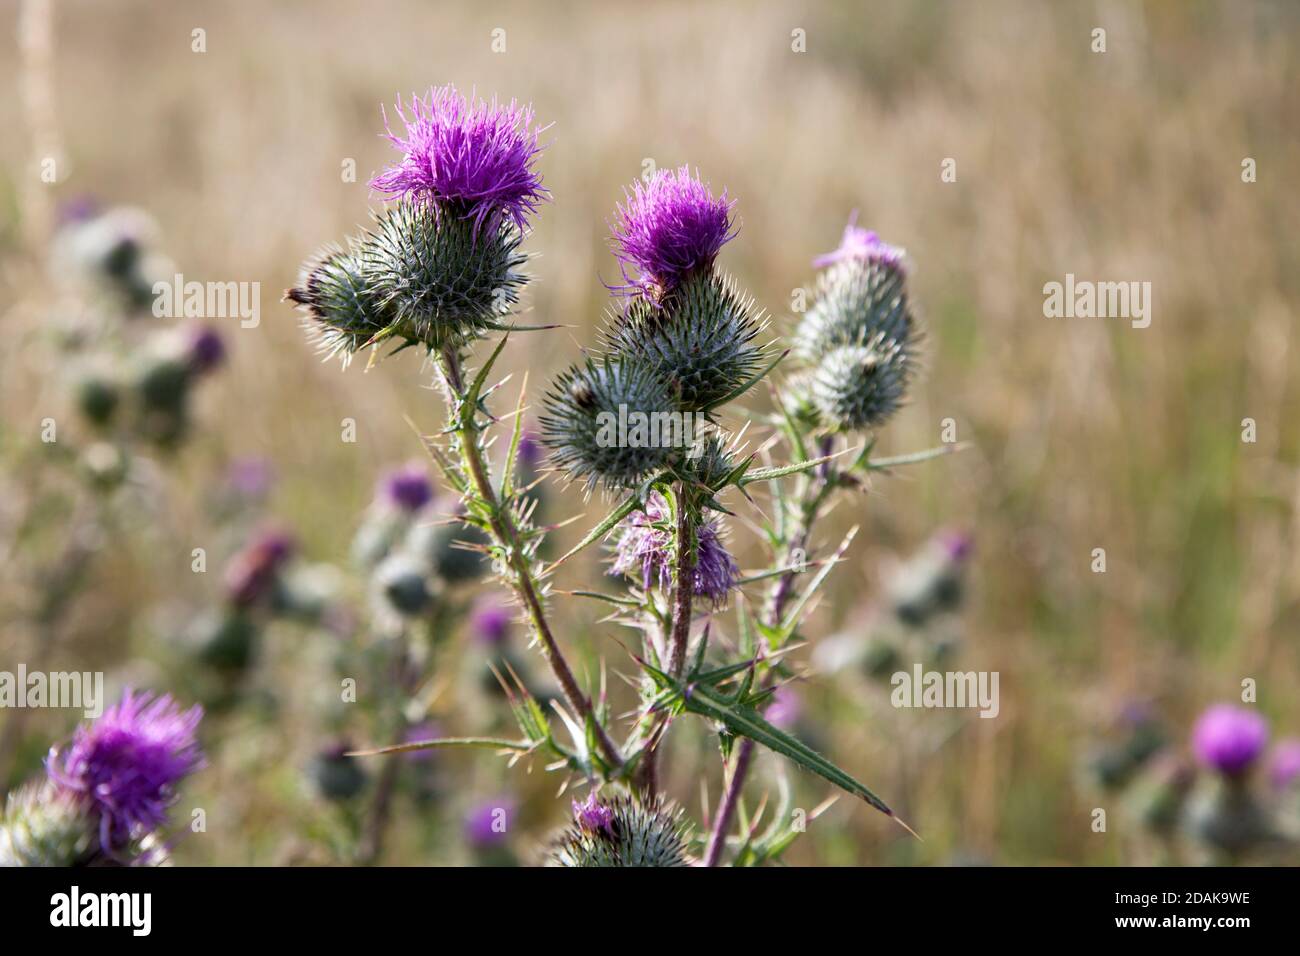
[666,483,695,678]
[438,348,623,771]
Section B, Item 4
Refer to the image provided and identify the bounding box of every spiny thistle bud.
[0,781,94,867]
[609,493,739,607]
[370,86,549,237]
[360,200,528,351]
[186,608,259,675]
[404,499,491,584]
[601,270,769,410]
[286,245,388,364]
[374,552,433,617]
[224,528,296,608]
[547,793,691,867]
[73,366,121,428]
[308,741,368,802]
[794,219,912,365]
[1184,775,1274,858]
[541,356,680,489]
[611,166,736,300]
[46,690,204,854]
[809,342,910,432]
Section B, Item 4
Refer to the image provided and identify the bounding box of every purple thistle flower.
[463,797,514,848]
[370,85,550,237]
[572,791,615,836]
[1191,704,1268,776]
[610,494,739,607]
[46,690,203,852]
[1268,739,1300,790]
[468,594,513,646]
[377,462,433,513]
[610,166,737,299]
[183,324,226,375]
[812,212,906,272]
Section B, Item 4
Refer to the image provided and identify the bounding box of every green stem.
[437,348,624,772]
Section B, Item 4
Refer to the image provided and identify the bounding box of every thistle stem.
[704,454,834,865]
[438,348,624,771]
[666,482,695,678]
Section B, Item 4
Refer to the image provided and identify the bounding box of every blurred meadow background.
[2,0,1299,865]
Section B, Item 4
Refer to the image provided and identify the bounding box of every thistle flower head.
[46,690,203,852]
[0,781,94,867]
[600,270,769,410]
[611,166,736,299]
[377,462,433,512]
[809,341,911,432]
[541,356,680,490]
[609,493,739,607]
[370,86,549,237]
[812,212,907,272]
[286,245,389,365]
[794,245,915,366]
[572,791,616,836]
[548,793,691,867]
[1192,705,1268,776]
[361,200,528,351]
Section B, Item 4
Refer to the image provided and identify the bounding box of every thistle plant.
[287,85,955,866]
[1,690,204,866]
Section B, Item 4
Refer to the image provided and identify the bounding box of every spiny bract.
[794,256,914,365]
[600,270,768,411]
[547,793,692,867]
[286,245,389,364]
[540,356,680,490]
[361,201,529,352]
[810,342,911,432]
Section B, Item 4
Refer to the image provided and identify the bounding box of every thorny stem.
[704,445,835,866]
[666,483,696,679]
[437,348,624,772]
